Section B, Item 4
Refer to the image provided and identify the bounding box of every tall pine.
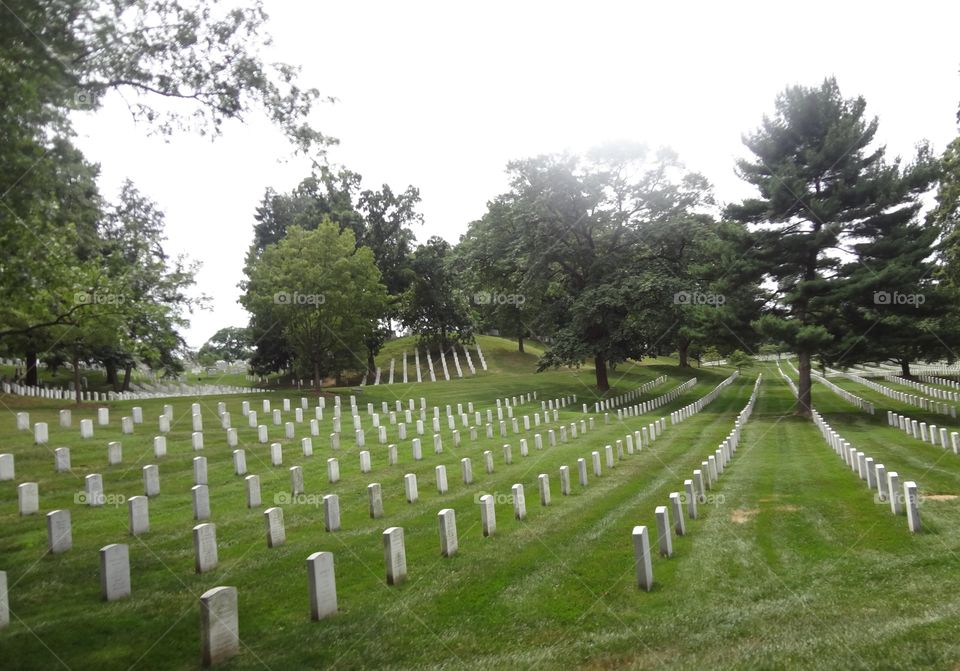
[729,78,934,415]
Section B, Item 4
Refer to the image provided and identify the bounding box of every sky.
[70,0,960,349]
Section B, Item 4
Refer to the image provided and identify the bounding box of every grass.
[2,344,960,669]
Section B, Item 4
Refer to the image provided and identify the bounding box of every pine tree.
[728,77,934,415]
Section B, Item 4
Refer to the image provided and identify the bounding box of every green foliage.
[240,221,390,384]
[729,77,936,411]
[197,327,252,365]
[399,236,474,351]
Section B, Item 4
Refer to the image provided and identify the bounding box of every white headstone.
[143,464,160,496]
[383,527,407,585]
[54,447,71,473]
[324,494,340,532]
[404,473,418,503]
[438,508,458,557]
[480,494,496,536]
[368,482,384,519]
[18,482,38,515]
[200,585,238,665]
[192,484,211,521]
[264,507,286,548]
[193,523,218,573]
[632,525,654,591]
[128,495,149,536]
[47,509,72,554]
[307,552,338,620]
[99,543,131,601]
[246,475,261,508]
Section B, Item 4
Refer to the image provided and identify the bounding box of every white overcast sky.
[70,0,960,348]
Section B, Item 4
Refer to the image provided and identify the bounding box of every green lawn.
[2,349,959,669]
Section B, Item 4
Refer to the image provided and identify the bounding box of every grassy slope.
[1,350,959,669]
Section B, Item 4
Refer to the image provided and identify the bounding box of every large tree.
[728,77,936,415]
[240,221,389,385]
[1,0,328,380]
[489,144,712,390]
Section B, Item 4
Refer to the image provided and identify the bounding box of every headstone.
[264,507,286,548]
[538,473,551,506]
[324,494,340,532]
[47,509,72,554]
[327,458,340,484]
[128,495,149,536]
[404,473,418,503]
[34,422,48,445]
[360,450,371,473]
[233,450,247,476]
[192,485,211,520]
[669,492,686,535]
[438,509,458,557]
[99,543,131,601]
[0,453,13,481]
[368,483,384,519]
[270,443,282,466]
[200,586,238,666]
[904,481,921,532]
[559,465,571,495]
[307,552,337,620]
[143,464,160,496]
[18,482,38,515]
[246,475,261,508]
[512,483,526,520]
[480,494,496,536]
[484,450,494,474]
[107,441,122,465]
[632,525,654,591]
[153,436,166,458]
[0,571,7,629]
[383,527,407,585]
[436,465,448,494]
[193,456,208,485]
[461,457,473,484]
[80,418,94,438]
[193,523,218,573]
[577,458,588,486]
[54,447,71,473]
[85,473,104,507]
[888,471,902,515]
[655,506,673,557]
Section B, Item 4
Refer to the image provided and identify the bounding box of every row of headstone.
[635,374,762,590]
[814,409,921,532]
[602,378,696,425]
[890,374,960,404]
[887,411,960,453]
[591,375,667,413]
[670,371,739,425]
[2,381,258,401]
[916,374,960,392]
[833,368,954,417]
[808,369,876,415]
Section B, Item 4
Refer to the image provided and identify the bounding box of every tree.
[491,144,712,390]
[728,78,935,416]
[400,237,475,352]
[240,221,389,386]
[198,327,252,365]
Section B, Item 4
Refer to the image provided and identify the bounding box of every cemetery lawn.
[3,347,960,669]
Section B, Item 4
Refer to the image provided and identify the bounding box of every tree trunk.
[900,359,912,379]
[594,354,610,391]
[796,350,812,418]
[314,362,321,389]
[121,364,132,392]
[25,350,38,386]
[518,334,524,353]
[367,351,376,377]
[105,361,117,388]
[677,338,690,368]
[72,351,81,405]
